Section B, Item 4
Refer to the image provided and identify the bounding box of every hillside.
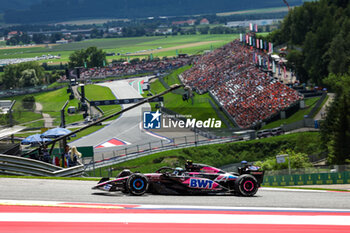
[0,0,41,13]
[3,0,303,24]
[269,0,350,85]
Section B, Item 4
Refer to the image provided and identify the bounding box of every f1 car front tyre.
[234,174,258,197]
[127,174,149,196]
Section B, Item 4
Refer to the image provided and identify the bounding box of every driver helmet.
[241,160,248,166]
[174,167,184,175]
[185,160,193,170]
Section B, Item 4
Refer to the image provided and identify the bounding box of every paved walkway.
[0,126,26,139]
[314,93,335,121]
[35,102,54,128]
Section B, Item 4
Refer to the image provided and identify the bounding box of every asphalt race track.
[70,77,166,149]
[1,178,349,233]
[0,178,349,209]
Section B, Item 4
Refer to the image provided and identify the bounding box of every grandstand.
[180,40,302,129]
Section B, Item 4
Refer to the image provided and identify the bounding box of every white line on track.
[0,213,349,225]
[1,200,350,213]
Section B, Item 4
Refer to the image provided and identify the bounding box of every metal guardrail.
[0,154,84,177]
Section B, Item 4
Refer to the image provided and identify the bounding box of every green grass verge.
[68,125,105,143]
[2,87,86,127]
[82,84,122,117]
[149,66,228,125]
[86,132,322,177]
[262,97,321,129]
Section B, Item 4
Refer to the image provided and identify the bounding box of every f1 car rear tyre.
[127,174,149,196]
[234,174,258,197]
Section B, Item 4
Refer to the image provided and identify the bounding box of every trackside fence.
[0,154,84,177]
[84,135,244,173]
[263,171,350,186]
[262,165,350,186]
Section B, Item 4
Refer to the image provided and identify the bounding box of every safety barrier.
[263,171,350,186]
[0,154,84,177]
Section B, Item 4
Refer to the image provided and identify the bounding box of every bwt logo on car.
[189,178,214,189]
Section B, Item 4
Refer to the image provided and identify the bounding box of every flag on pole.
[253,38,256,47]
[249,36,252,46]
[270,43,274,53]
[258,55,261,66]
[260,40,263,50]
[273,60,276,73]
[249,23,253,31]
[240,33,243,42]
[256,39,259,49]
[255,24,258,32]
[278,62,281,75]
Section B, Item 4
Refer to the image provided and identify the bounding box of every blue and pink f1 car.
[92,162,264,196]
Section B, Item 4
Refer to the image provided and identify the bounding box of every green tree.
[19,69,39,87]
[286,50,308,83]
[32,34,47,44]
[22,95,35,110]
[199,26,210,34]
[255,149,312,171]
[68,46,106,68]
[2,62,45,89]
[321,74,350,164]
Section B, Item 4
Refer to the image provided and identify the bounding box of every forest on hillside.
[3,0,303,24]
[269,0,350,165]
[269,0,350,85]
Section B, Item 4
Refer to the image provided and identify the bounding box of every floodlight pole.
[9,100,16,143]
[60,100,69,128]
[288,154,291,175]
[9,100,16,127]
[60,100,69,168]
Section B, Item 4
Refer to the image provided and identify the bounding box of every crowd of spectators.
[180,40,302,128]
[77,57,192,80]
